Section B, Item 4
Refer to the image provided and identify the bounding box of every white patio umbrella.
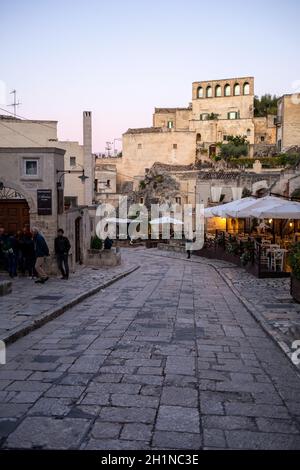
[211,197,256,218]
[150,216,184,225]
[250,200,300,219]
[204,207,217,218]
[230,196,290,219]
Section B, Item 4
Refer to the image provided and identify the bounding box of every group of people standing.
[0,226,71,284]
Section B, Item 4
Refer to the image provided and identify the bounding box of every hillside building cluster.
[0,76,300,270]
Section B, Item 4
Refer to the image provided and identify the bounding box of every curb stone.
[1,265,140,346]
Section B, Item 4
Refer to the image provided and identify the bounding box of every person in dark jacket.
[186,237,193,259]
[16,230,26,275]
[32,227,49,283]
[104,236,113,250]
[1,232,18,278]
[22,228,36,278]
[0,227,8,272]
[54,229,71,279]
[8,233,18,277]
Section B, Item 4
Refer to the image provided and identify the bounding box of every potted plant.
[289,243,300,303]
[90,235,103,251]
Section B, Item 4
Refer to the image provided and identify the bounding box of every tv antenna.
[8,89,21,117]
[105,141,112,157]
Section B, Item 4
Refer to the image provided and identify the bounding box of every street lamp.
[56,169,89,187]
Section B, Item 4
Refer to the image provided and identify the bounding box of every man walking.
[32,227,49,284]
[54,229,71,280]
[186,238,192,259]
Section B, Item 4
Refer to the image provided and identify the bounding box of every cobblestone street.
[1,249,300,450]
[0,261,137,343]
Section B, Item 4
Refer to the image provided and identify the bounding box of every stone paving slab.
[0,249,300,449]
[0,261,139,345]
[151,248,300,370]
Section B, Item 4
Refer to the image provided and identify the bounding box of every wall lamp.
[56,169,89,187]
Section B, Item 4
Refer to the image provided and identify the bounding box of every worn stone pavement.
[220,267,300,347]
[153,247,300,363]
[1,248,300,450]
[0,261,137,342]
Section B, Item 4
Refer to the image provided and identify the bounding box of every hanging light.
[78,170,89,183]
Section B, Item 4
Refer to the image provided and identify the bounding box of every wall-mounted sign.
[37,189,52,215]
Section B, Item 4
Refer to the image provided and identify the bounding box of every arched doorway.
[209,144,217,158]
[0,185,30,233]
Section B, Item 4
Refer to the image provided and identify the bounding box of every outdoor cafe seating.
[203,195,300,278]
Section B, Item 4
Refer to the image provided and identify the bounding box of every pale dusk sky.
[1,0,300,151]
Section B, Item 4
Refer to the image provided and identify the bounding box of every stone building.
[0,111,94,207]
[253,115,277,156]
[95,76,277,195]
[190,77,256,158]
[94,162,119,207]
[0,147,90,273]
[0,111,95,272]
[276,95,300,151]
[121,157,300,236]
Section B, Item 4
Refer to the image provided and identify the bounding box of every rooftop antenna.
[8,89,21,117]
[105,141,112,157]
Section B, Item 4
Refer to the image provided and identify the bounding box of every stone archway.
[0,179,36,213]
[252,180,269,197]
[0,181,35,233]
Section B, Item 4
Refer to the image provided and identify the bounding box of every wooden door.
[0,200,30,233]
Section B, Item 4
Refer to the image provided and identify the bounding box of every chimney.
[83,111,93,206]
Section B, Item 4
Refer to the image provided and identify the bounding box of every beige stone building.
[0,112,95,271]
[94,162,119,207]
[254,115,276,145]
[276,95,300,151]
[96,77,277,199]
[0,111,94,207]
[0,147,91,272]
[190,77,255,156]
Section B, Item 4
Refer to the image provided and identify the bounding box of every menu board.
[37,189,52,215]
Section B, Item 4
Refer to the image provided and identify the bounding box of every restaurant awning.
[233,196,291,218]
[204,207,217,218]
[211,197,256,218]
[204,196,298,219]
[250,200,300,219]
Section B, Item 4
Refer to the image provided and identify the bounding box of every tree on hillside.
[254,94,278,117]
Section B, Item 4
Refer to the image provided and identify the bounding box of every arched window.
[234,83,241,96]
[206,86,212,98]
[243,82,250,95]
[224,84,231,96]
[215,85,222,97]
[196,133,201,142]
[247,129,251,136]
[197,87,203,98]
